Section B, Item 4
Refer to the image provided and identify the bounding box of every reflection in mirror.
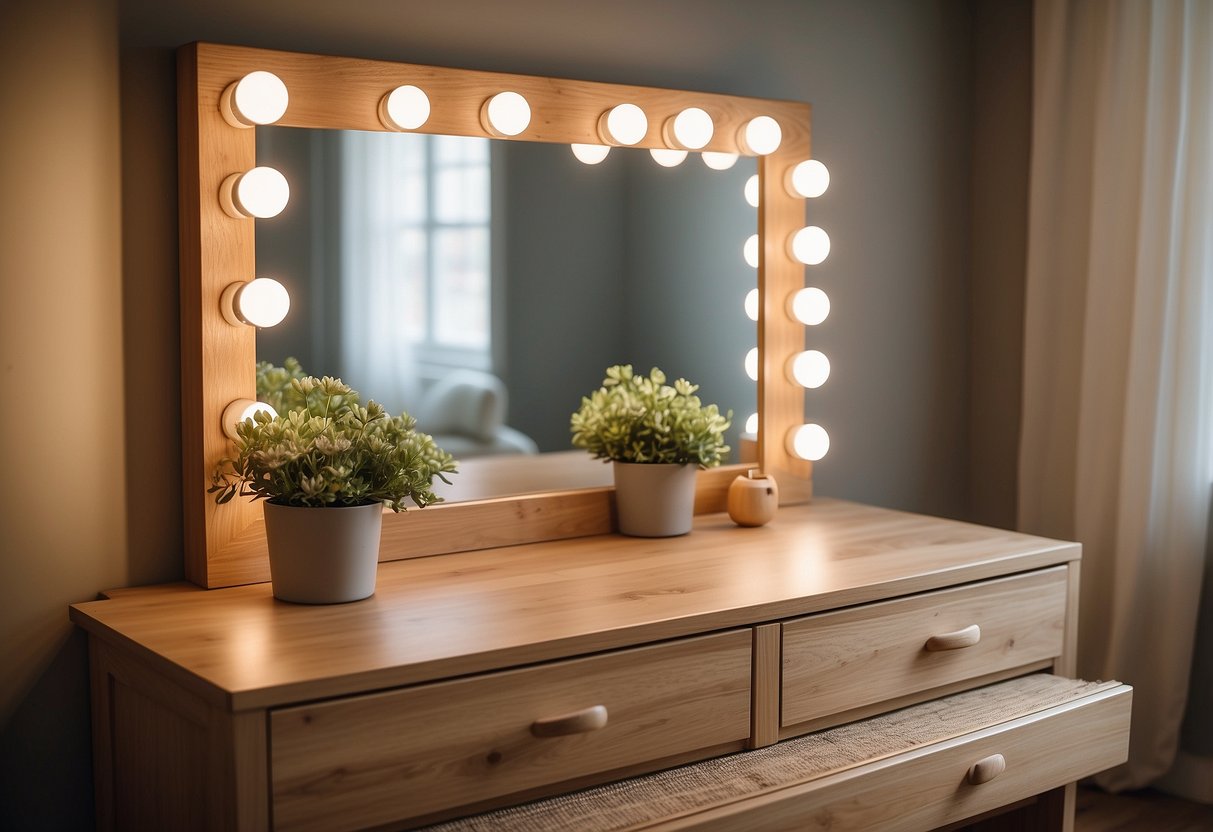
[254,127,757,502]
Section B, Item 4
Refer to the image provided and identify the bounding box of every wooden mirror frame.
[179,42,814,589]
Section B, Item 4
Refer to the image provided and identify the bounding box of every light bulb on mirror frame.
[786,159,830,198]
[379,84,431,131]
[786,423,830,461]
[743,234,759,268]
[220,277,291,328]
[702,151,739,170]
[786,349,831,389]
[219,166,290,219]
[744,174,760,208]
[220,70,289,128]
[745,347,759,381]
[222,399,278,441]
[744,288,759,322]
[480,91,531,137]
[788,287,830,326]
[599,103,648,145]
[663,106,714,150]
[789,225,831,266]
[738,115,782,155]
[650,148,688,167]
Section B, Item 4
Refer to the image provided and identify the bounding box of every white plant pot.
[612,461,698,537]
[262,501,384,604]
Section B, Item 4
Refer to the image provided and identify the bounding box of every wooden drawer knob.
[530,705,609,738]
[924,624,981,652]
[967,753,1007,785]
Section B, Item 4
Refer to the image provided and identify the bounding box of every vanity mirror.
[180,42,818,588]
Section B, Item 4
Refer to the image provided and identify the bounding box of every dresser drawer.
[270,629,752,832]
[782,567,1068,729]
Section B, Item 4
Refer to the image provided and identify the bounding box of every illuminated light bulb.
[702,151,739,170]
[650,148,688,167]
[222,399,278,441]
[744,288,759,322]
[788,287,830,325]
[481,91,531,137]
[219,166,290,219]
[787,159,830,198]
[379,85,431,131]
[744,174,760,208]
[599,103,648,145]
[786,423,830,461]
[787,350,831,388]
[743,234,759,268]
[789,225,831,265]
[220,71,289,128]
[745,347,759,381]
[571,143,611,164]
[663,106,714,150]
[745,412,759,434]
[739,115,782,155]
[220,277,290,328]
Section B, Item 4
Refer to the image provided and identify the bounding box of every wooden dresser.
[70,499,1131,831]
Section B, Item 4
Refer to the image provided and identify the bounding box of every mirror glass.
[254,126,757,502]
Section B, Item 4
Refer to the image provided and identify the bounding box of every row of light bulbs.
[216,70,832,462]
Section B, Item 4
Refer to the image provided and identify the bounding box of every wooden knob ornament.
[727,470,779,527]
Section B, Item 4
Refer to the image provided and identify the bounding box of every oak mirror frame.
[179,42,814,589]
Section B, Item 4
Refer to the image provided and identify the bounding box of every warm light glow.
[379,85,431,131]
[702,151,739,170]
[745,288,759,321]
[745,412,759,434]
[739,116,782,155]
[599,103,648,145]
[481,91,531,137]
[650,148,688,167]
[744,234,759,268]
[787,350,831,388]
[745,347,759,381]
[789,225,831,265]
[220,71,288,128]
[788,287,830,325]
[571,143,611,164]
[664,107,714,150]
[222,399,278,441]
[221,278,290,328]
[787,159,830,198]
[744,174,760,208]
[220,166,290,219]
[786,423,830,461]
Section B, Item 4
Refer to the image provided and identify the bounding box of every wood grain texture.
[180,42,814,588]
[750,623,782,749]
[71,500,1080,711]
[270,630,751,832]
[781,567,1068,727]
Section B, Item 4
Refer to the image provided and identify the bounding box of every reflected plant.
[570,364,731,466]
[211,375,457,511]
[256,357,360,415]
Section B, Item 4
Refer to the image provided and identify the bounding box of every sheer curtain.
[1019,0,1213,790]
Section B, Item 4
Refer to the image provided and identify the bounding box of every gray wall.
[0,0,1032,827]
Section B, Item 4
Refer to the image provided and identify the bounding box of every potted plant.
[571,364,731,537]
[210,375,457,604]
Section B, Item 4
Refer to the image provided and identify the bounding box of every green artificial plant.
[570,364,731,466]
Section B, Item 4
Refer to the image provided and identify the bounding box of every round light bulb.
[220,166,290,219]
[743,234,760,268]
[702,151,739,170]
[745,412,759,435]
[220,71,289,128]
[787,350,831,388]
[481,91,531,137]
[664,107,714,150]
[739,116,782,155]
[789,226,831,265]
[788,287,830,326]
[379,85,431,131]
[787,159,830,198]
[650,148,688,167]
[745,347,759,381]
[744,288,759,322]
[744,174,760,208]
[599,103,648,145]
[221,277,290,328]
[786,424,830,461]
[222,399,278,441]
[571,143,611,164]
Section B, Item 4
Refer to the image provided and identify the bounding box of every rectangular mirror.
[179,42,814,588]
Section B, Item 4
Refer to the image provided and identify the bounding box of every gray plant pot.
[612,461,698,537]
[262,501,384,604]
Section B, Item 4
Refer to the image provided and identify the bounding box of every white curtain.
[1019,0,1213,790]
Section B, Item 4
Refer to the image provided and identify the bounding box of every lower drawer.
[270,629,752,832]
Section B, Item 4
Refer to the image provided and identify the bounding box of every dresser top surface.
[70,499,1077,710]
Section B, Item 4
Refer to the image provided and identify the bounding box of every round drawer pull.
[925,624,981,652]
[530,705,609,738]
[968,753,1007,785]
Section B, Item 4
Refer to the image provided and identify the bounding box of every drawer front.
[271,629,752,831]
[782,567,1068,728]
